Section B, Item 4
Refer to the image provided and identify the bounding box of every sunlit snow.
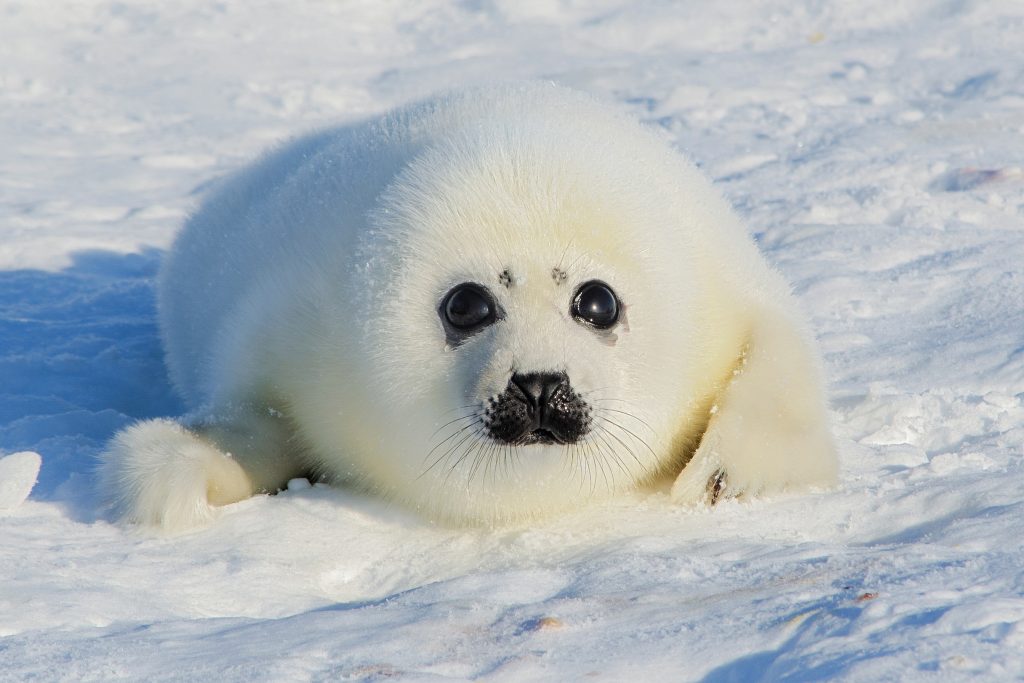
[2,1,1023,680]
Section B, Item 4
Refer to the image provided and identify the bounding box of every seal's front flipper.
[670,301,838,505]
[97,419,253,532]
[98,411,303,533]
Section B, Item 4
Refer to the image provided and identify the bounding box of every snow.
[0,451,40,509]
[2,0,1024,680]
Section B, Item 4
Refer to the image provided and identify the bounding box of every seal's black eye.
[572,280,619,329]
[442,283,497,330]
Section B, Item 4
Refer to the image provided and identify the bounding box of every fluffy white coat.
[99,83,838,532]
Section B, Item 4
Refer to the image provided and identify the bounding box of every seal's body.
[100,83,838,531]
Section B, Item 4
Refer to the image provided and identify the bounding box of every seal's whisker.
[592,407,656,434]
[585,394,659,435]
[574,441,587,494]
[593,424,634,481]
[473,439,495,488]
[594,415,657,470]
[437,403,483,418]
[444,426,486,485]
[428,412,481,440]
[426,416,480,455]
[465,430,496,482]
[491,442,504,483]
[582,440,598,496]
[479,439,500,485]
[598,440,610,493]
[577,440,585,483]
[471,439,494,486]
[500,443,515,485]
[585,435,611,493]
[505,443,516,483]
[595,423,651,478]
[421,418,483,475]
[429,422,482,480]
[591,424,632,480]
[504,443,520,483]
[578,443,589,487]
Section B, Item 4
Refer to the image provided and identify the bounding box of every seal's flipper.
[97,411,303,533]
[671,301,838,504]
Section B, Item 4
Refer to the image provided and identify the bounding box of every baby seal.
[99,83,838,531]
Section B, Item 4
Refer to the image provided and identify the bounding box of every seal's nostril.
[510,372,568,410]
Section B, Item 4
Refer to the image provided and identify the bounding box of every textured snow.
[2,1,1024,680]
[0,451,40,510]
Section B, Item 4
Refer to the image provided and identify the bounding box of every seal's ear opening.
[670,299,839,504]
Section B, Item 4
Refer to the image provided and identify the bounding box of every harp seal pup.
[98,83,838,532]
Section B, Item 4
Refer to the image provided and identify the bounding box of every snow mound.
[0,451,41,510]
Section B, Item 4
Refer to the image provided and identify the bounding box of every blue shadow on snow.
[0,248,183,509]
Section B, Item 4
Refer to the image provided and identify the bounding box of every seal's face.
[439,279,620,447]
[411,252,654,519]
[349,124,707,523]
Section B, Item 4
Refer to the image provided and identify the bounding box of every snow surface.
[2,0,1024,680]
[0,451,39,510]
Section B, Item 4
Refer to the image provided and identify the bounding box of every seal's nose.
[488,371,588,445]
[510,371,568,417]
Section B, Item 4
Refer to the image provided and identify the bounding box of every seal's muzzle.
[485,372,591,445]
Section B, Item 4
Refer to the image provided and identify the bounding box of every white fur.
[98,420,250,530]
[98,83,838,532]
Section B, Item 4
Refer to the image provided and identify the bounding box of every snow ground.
[2,0,1024,680]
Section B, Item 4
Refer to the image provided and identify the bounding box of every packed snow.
[2,1,1024,680]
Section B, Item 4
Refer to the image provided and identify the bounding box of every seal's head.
[310,84,743,523]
